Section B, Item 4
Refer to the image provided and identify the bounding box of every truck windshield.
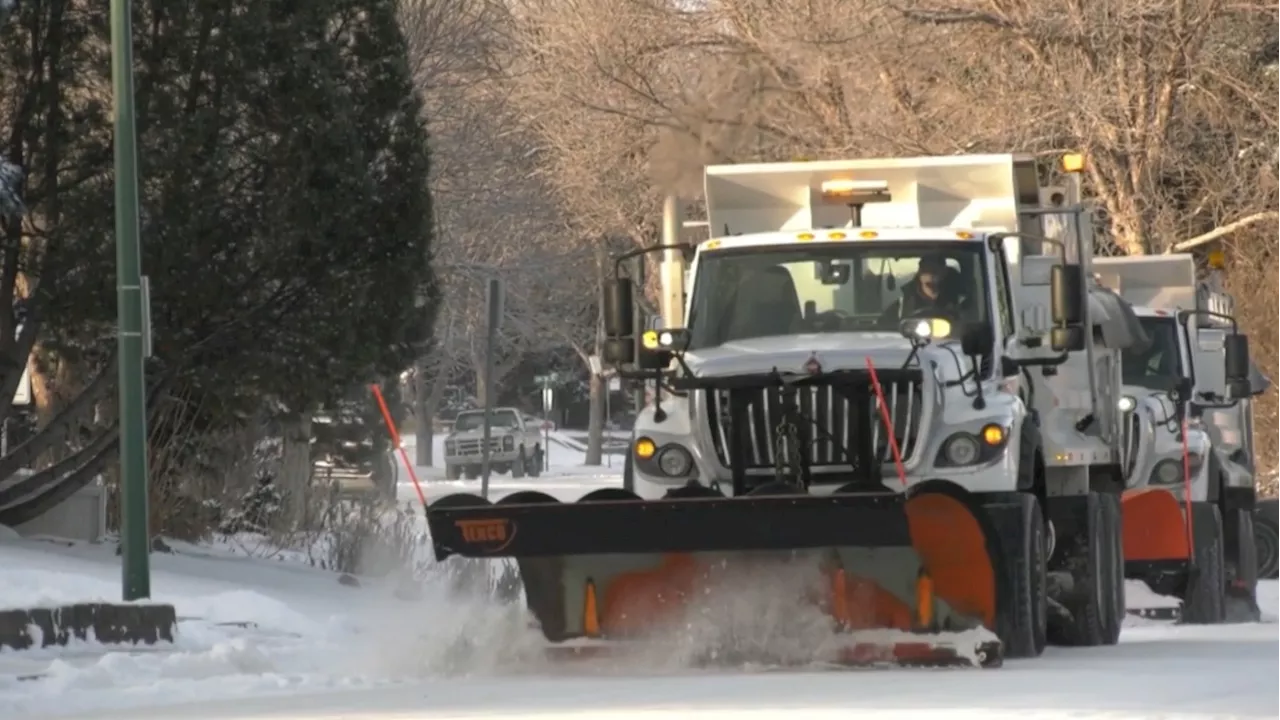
[685,242,990,350]
[453,410,519,431]
[1123,317,1182,392]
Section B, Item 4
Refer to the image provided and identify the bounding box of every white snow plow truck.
[423,153,1148,669]
[1093,254,1266,622]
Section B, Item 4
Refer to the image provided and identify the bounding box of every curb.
[0,602,177,651]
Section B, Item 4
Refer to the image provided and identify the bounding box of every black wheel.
[1254,501,1278,580]
[994,492,1048,659]
[1225,508,1261,622]
[1099,492,1125,643]
[1182,502,1226,624]
[512,449,526,479]
[527,446,542,478]
[622,439,635,492]
[445,463,461,480]
[1050,492,1116,647]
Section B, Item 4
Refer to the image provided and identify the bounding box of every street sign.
[12,363,29,406]
[587,354,602,376]
[11,321,29,406]
[608,376,621,392]
[542,386,554,412]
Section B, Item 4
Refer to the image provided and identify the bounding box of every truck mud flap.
[426,482,1004,668]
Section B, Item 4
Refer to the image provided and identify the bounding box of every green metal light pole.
[111,0,152,601]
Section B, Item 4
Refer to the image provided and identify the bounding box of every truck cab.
[443,407,543,480]
[1114,305,1214,498]
[611,154,1141,504]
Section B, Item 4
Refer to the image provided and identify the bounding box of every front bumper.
[444,450,520,465]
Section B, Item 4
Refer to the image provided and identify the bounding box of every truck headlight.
[1117,395,1136,412]
[1156,454,1206,483]
[942,435,981,466]
[655,445,695,477]
[503,435,514,451]
[936,424,1008,468]
[1152,459,1182,485]
[445,440,455,454]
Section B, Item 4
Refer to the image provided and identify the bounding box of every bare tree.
[892,0,1277,255]
[504,0,1276,251]
[401,0,597,463]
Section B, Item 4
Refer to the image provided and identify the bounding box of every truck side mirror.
[1049,326,1085,352]
[601,278,636,367]
[603,278,634,338]
[1050,264,1083,326]
[1169,375,1194,404]
[602,338,634,366]
[1224,333,1250,382]
[1048,264,1085,353]
[960,323,993,357]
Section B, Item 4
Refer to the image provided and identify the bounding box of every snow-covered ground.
[2,434,1277,719]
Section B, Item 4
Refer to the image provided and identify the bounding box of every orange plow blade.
[427,485,1005,669]
[1121,488,1191,563]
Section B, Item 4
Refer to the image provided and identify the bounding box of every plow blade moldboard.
[1122,488,1191,566]
[425,486,1004,669]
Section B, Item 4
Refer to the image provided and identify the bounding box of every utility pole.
[479,278,502,499]
[111,0,152,601]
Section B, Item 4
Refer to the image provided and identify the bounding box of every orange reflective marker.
[915,570,935,630]
[831,568,849,627]
[583,580,601,638]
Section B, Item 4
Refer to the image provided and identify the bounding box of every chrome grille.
[452,438,504,456]
[704,376,924,470]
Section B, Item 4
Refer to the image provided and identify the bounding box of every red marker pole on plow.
[865,356,908,487]
[371,384,428,508]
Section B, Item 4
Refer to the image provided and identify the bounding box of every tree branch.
[1166,212,1280,253]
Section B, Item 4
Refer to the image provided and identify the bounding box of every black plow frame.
[426,490,912,561]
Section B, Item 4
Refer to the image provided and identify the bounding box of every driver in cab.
[877,255,964,328]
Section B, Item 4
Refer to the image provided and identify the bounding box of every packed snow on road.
[1,435,1276,720]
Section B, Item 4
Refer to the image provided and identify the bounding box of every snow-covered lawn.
[1,436,1276,719]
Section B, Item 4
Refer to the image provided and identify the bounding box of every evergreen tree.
[0,0,440,524]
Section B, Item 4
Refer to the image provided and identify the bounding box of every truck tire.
[990,492,1048,659]
[1181,502,1226,624]
[1255,499,1278,580]
[622,441,635,493]
[1100,492,1126,641]
[1224,508,1260,622]
[528,446,543,478]
[512,449,526,479]
[1050,491,1121,647]
[445,463,461,480]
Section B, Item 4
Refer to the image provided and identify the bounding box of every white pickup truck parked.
[443,408,543,480]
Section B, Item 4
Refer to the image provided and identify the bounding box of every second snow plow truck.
[1094,254,1266,622]
[423,153,1175,668]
